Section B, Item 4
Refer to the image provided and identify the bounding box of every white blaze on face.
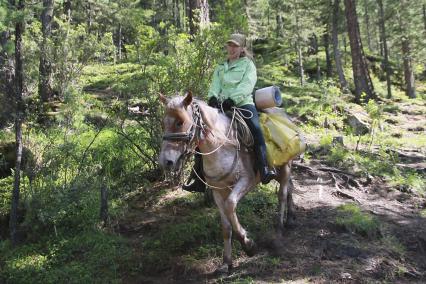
[159,141,185,170]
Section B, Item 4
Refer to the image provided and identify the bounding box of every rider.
[182,33,276,192]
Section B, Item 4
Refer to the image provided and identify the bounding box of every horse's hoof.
[214,263,232,275]
[243,239,257,257]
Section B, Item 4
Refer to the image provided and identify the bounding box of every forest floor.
[114,104,426,283]
[116,164,426,283]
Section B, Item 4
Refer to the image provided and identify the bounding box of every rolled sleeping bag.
[254,86,282,110]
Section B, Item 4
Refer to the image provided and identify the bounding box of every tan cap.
[226,33,246,48]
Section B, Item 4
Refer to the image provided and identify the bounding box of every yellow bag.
[260,110,306,167]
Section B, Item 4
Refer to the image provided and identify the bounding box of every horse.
[158,91,295,273]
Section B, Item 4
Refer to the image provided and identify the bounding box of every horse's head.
[158,91,194,173]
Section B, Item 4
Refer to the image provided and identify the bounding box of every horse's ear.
[159,93,169,105]
[183,91,193,108]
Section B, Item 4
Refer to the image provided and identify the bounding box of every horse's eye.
[175,120,183,128]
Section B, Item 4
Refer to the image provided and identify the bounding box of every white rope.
[188,163,234,190]
[233,108,254,148]
[234,107,254,119]
[193,106,239,156]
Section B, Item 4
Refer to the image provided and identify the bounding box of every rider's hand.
[222,98,235,112]
[208,96,220,108]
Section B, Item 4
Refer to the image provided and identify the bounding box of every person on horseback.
[183,33,277,192]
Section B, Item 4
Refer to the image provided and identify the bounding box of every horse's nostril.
[166,160,174,167]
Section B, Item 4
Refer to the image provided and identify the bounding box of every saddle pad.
[259,110,306,166]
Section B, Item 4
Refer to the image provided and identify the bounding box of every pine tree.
[39,0,54,103]
[332,0,348,91]
[377,0,391,98]
[344,0,375,102]
[9,0,25,246]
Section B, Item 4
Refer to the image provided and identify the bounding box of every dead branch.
[330,173,342,190]
[332,189,361,204]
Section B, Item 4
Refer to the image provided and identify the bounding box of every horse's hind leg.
[212,190,233,273]
[277,163,291,234]
[287,177,296,226]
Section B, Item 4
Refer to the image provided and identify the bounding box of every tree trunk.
[313,34,321,81]
[343,34,347,66]
[401,38,416,98]
[188,0,196,35]
[9,0,25,246]
[324,29,333,78]
[276,14,284,37]
[423,4,426,32]
[378,29,383,57]
[363,0,372,51]
[86,2,93,33]
[344,0,375,102]
[297,43,304,86]
[118,23,122,61]
[100,178,108,226]
[332,0,348,91]
[398,1,416,99]
[377,0,392,98]
[199,0,210,29]
[173,0,180,29]
[423,4,426,76]
[39,0,54,103]
[187,0,209,35]
[64,0,71,20]
[295,3,304,86]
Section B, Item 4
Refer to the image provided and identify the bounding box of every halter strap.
[162,131,194,142]
[162,103,200,143]
[162,101,241,190]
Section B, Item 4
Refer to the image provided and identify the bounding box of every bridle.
[162,102,201,145]
[161,101,246,190]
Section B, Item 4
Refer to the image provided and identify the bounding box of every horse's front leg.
[224,178,257,257]
[212,190,233,274]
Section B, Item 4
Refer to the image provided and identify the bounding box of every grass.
[0,229,132,284]
[381,234,406,256]
[335,203,381,238]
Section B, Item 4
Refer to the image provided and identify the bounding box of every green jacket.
[207,57,256,106]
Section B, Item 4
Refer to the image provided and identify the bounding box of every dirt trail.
[116,105,425,283]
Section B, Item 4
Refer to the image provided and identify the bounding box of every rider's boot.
[182,152,206,192]
[256,145,277,184]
